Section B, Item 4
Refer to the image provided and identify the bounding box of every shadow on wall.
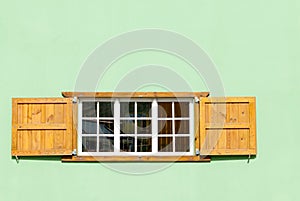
[211,155,256,163]
[11,155,256,164]
[11,156,62,163]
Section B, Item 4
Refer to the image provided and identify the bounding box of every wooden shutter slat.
[194,100,200,153]
[12,98,74,156]
[200,97,256,156]
[205,123,250,129]
[14,98,71,104]
[17,124,67,130]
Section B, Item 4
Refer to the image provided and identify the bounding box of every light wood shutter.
[200,97,256,156]
[12,98,74,156]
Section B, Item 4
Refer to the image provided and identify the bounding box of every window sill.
[61,156,211,162]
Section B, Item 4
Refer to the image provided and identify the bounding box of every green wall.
[1,0,299,200]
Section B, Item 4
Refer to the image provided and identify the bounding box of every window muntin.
[157,100,191,153]
[78,98,194,156]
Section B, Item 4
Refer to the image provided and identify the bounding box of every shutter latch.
[247,154,251,163]
[72,149,77,155]
[15,155,19,164]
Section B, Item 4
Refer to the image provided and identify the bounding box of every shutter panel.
[200,97,256,156]
[12,98,74,156]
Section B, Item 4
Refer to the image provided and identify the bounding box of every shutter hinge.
[194,96,200,103]
[195,149,200,156]
[72,149,77,155]
[72,97,78,103]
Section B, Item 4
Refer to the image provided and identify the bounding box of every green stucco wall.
[1,1,299,201]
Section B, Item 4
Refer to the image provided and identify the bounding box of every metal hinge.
[194,96,200,103]
[195,149,200,156]
[72,149,77,155]
[72,97,78,103]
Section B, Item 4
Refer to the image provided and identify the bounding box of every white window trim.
[77,97,194,156]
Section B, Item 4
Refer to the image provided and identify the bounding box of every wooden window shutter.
[200,97,256,156]
[11,98,74,156]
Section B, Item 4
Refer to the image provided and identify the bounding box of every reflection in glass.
[174,102,189,117]
[99,137,114,152]
[175,120,189,134]
[137,102,151,117]
[175,137,190,152]
[120,136,135,152]
[158,102,172,118]
[82,120,97,134]
[137,120,151,134]
[158,137,173,152]
[99,120,114,134]
[99,102,114,117]
[82,137,97,152]
[137,137,152,152]
[120,102,134,117]
[82,102,97,117]
[158,120,172,134]
[120,120,135,134]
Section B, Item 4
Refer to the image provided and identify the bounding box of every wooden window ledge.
[61,156,211,162]
[62,91,210,98]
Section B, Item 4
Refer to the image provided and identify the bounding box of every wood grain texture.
[11,98,74,156]
[62,91,210,98]
[194,101,200,152]
[72,102,78,152]
[200,97,256,156]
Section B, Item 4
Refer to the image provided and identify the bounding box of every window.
[11,92,256,162]
[78,98,194,156]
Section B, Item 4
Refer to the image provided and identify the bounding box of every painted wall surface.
[1,1,299,201]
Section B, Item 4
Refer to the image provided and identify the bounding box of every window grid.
[78,98,194,156]
[96,102,99,152]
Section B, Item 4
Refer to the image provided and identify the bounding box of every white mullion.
[114,99,120,153]
[96,102,99,152]
[158,117,188,120]
[189,100,194,154]
[81,134,98,137]
[152,98,158,153]
[134,101,137,152]
[78,100,83,155]
[172,101,175,152]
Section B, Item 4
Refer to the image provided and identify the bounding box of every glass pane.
[158,137,173,152]
[175,137,190,152]
[137,137,152,152]
[99,120,114,134]
[82,102,97,117]
[120,102,134,117]
[82,120,97,134]
[120,136,135,152]
[82,137,97,152]
[158,102,172,118]
[99,137,114,152]
[175,120,189,134]
[137,120,151,134]
[137,102,151,117]
[158,120,172,134]
[174,102,189,117]
[99,102,114,117]
[120,120,135,134]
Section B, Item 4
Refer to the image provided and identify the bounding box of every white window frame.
[77,97,194,156]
